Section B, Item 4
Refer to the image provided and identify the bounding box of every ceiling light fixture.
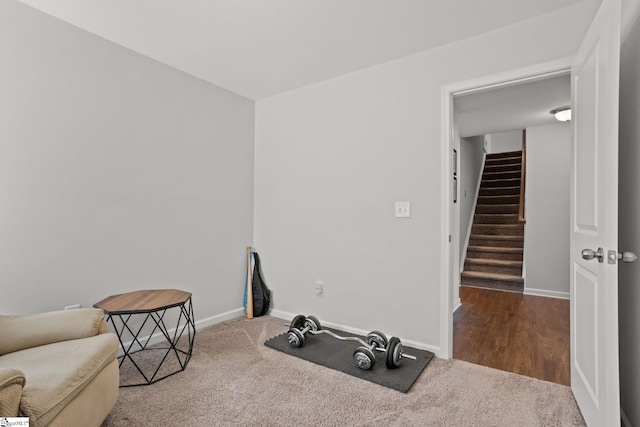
[550,105,571,122]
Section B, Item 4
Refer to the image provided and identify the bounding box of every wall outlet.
[65,304,81,310]
[395,201,411,218]
[315,280,324,296]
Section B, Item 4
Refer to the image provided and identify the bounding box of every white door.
[570,0,621,425]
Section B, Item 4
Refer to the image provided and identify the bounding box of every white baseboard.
[269,309,441,356]
[523,288,570,300]
[268,309,296,322]
[401,338,441,356]
[621,407,632,427]
[116,307,245,356]
[196,307,246,330]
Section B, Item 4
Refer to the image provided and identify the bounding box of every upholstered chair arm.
[0,308,107,356]
[0,368,26,417]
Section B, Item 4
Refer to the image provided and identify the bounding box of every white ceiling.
[19,0,584,100]
[455,74,571,138]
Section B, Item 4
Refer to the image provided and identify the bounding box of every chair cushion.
[0,309,106,356]
[0,333,118,427]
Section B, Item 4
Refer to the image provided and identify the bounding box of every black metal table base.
[107,297,195,387]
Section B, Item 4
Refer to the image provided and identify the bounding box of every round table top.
[93,289,192,314]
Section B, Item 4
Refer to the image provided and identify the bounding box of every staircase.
[462,150,524,292]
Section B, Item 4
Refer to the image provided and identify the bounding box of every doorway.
[452,80,572,384]
[439,57,572,363]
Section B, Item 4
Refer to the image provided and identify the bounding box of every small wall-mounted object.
[453,177,457,203]
[452,148,458,204]
[453,149,457,176]
[395,201,411,218]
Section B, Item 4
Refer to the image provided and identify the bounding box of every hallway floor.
[453,286,570,385]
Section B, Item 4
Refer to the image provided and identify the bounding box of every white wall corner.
[196,307,247,330]
[453,299,462,314]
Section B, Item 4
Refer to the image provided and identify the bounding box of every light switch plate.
[395,201,411,218]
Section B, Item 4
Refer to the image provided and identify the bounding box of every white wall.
[450,123,486,311]
[618,1,640,424]
[0,1,255,323]
[254,2,597,352]
[486,130,523,154]
[458,136,485,263]
[523,123,571,298]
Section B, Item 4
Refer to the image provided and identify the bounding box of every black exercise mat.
[264,327,433,393]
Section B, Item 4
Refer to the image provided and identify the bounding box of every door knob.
[607,250,638,264]
[582,248,604,263]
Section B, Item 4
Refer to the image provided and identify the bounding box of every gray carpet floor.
[102,315,586,426]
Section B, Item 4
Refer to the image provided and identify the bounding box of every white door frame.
[439,57,573,359]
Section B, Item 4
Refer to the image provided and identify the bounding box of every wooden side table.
[94,289,195,387]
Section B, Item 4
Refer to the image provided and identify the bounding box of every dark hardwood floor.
[453,286,570,386]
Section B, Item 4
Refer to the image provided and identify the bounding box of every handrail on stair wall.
[518,130,526,223]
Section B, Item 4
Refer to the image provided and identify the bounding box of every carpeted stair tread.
[461,271,523,282]
[470,234,523,240]
[467,245,523,253]
[484,162,522,172]
[478,195,520,204]
[486,151,522,157]
[466,246,523,261]
[464,258,523,275]
[465,258,523,267]
[473,214,520,224]
[475,203,520,207]
[472,223,524,228]
[480,186,521,196]
[469,235,524,248]
[471,224,524,236]
[484,157,522,165]
[485,150,523,159]
[482,171,521,180]
[481,178,521,188]
[475,204,520,214]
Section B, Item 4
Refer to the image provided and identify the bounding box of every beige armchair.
[0,308,119,427]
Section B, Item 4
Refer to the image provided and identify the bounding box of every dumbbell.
[286,315,416,369]
[384,336,409,369]
[287,314,322,348]
[353,330,388,370]
[353,331,414,370]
